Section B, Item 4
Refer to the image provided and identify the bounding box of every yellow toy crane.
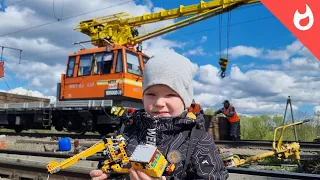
[46,107,175,178]
[46,134,175,178]
[220,119,311,167]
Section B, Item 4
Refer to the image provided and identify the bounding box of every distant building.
[0,92,50,104]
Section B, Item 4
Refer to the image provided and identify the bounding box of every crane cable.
[227,11,232,60]
[218,13,222,58]
[218,10,232,78]
[219,8,231,78]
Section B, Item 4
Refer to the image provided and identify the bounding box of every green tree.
[204,108,215,115]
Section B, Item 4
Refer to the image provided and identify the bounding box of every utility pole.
[282,96,298,142]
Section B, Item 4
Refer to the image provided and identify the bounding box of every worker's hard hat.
[222,100,229,104]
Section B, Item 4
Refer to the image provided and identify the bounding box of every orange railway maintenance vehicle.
[0,0,260,135]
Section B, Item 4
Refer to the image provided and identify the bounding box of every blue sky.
[0,0,319,117]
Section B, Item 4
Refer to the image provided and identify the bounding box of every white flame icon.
[293,4,314,31]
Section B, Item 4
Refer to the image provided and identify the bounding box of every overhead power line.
[5,0,27,6]
[0,45,23,63]
[7,15,275,64]
[0,1,134,37]
[162,16,275,39]
[2,77,11,91]
[0,1,262,38]
[2,2,272,64]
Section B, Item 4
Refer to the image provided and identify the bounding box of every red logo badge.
[260,0,319,60]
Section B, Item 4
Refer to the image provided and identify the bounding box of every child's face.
[143,85,185,117]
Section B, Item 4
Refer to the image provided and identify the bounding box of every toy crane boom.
[74,0,260,47]
[46,135,175,178]
[46,138,112,174]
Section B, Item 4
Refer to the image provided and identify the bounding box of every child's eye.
[145,93,155,96]
[167,94,178,97]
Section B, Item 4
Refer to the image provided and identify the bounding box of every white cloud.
[0,0,180,96]
[224,40,312,62]
[198,64,221,85]
[314,106,320,113]
[5,61,65,95]
[190,63,199,77]
[264,49,291,61]
[191,62,319,115]
[241,63,255,70]
[1,1,319,117]
[143,37,184,56]
[6,87,56,103]
[263,41,304,61]
[230,66,247,81]
[0,1,176,61]
[226,45,263,58]
[194,93,224,107]
[183,46,206,56]
[287,57,319,70]
[264,64,280,70]
[200,36,207,43]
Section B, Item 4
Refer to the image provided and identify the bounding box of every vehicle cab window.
[94,52,113,75]
[142,56,149,65]
[126,51,142,76]
[116,50,123,73]
[78,54,93,76]
[66,56,76,78]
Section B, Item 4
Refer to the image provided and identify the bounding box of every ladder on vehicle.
[42,109,52,127]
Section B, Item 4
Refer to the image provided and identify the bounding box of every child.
[90,50,229,180]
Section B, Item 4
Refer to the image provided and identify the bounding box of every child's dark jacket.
[121,110,229,180]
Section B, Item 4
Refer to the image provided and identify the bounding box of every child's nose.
[154,97,166,107]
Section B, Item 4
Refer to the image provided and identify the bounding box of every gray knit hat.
[142,50,194,108]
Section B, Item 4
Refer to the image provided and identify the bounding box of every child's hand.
[129,168,166,180]
[89,170,110,180]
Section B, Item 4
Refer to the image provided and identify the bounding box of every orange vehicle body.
[59,44,149,108]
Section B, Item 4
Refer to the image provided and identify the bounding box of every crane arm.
[46,108,174,177]
[74,0,260,47]
[46,140,107,174]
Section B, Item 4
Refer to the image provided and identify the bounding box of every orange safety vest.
[188,103,201,113]
[222,104,239,123]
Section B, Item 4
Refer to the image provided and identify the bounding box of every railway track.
[1,149,319,161]
[0,131,102,139]
[215,140,320,152]
[0,149,319,179]
[2,131,320,152]
[0,157,319,180]
[13,138,320,153]
[227,167,320,179]
[0,159,91,180]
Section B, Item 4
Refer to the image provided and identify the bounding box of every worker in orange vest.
[214,100,240,141]
[188,99,204,115]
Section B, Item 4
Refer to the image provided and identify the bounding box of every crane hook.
[219,56,228,78]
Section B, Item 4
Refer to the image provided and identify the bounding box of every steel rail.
[0,158,91,180]
[1,131,102,139]
[2,131,319,151]
[0,157,319,180]
[227,167,320,179]
[1,149,319,162]
[0,149,103,160]
[215,140,320,152]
